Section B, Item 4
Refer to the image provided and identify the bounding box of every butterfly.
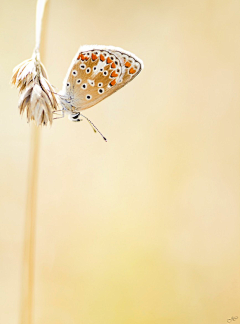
[56,45,143,141]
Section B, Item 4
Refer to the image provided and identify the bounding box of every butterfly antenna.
[80,113,107,142]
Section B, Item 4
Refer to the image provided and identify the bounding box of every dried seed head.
[11,55,59,126]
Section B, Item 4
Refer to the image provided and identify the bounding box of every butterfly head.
[68,112,82,122]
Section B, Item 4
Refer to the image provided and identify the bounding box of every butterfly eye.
[110,56,114,60]
[76,79,81,84]
[115,61,118,65]
[81,83,87,89]
[86,68,91,74]
[100,68,103,72]
[94,51,99,55]
[98,82,103,87]
[98,88,104,94]
[72,70,77,76]
[66,82,70,87]
[103,71,108,76]
[80,64,86,69]
[86,95,92,100]
[116,69,120,73]
[93,66,97,71]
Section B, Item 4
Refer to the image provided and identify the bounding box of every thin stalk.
[20,124,41,324]
[35,0,48,52]
[19,1,48,324]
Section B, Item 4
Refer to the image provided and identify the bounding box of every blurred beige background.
[1,0,240,323]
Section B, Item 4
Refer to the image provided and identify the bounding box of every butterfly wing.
[61,45,143,111]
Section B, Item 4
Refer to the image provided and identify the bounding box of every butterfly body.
[60,45,143,113]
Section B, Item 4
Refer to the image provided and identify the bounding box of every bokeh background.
[1,0,240,323]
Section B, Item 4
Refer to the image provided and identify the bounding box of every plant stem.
[20,124,41,324]
[20,1,48,323]
[35,0,49,53]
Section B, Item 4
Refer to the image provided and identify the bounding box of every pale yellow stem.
[20,124,41,324]
[35,0,49,52]
[19,0,48,323]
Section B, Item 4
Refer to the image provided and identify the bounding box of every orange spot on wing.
[125,61,131,68]
[92,53,97,61]
[100,54,105,61]
[129,67,136,74]
[110,71,118,78]
[77,54,81,60]
[80,54,85,61]
[111,62,116,68]
[85,56,89,61]
[107,57,113,64]
[110,79,116,87]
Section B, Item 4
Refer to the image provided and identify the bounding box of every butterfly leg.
[53,109,65,120]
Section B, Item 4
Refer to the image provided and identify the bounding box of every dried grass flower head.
[11,50,59,126]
